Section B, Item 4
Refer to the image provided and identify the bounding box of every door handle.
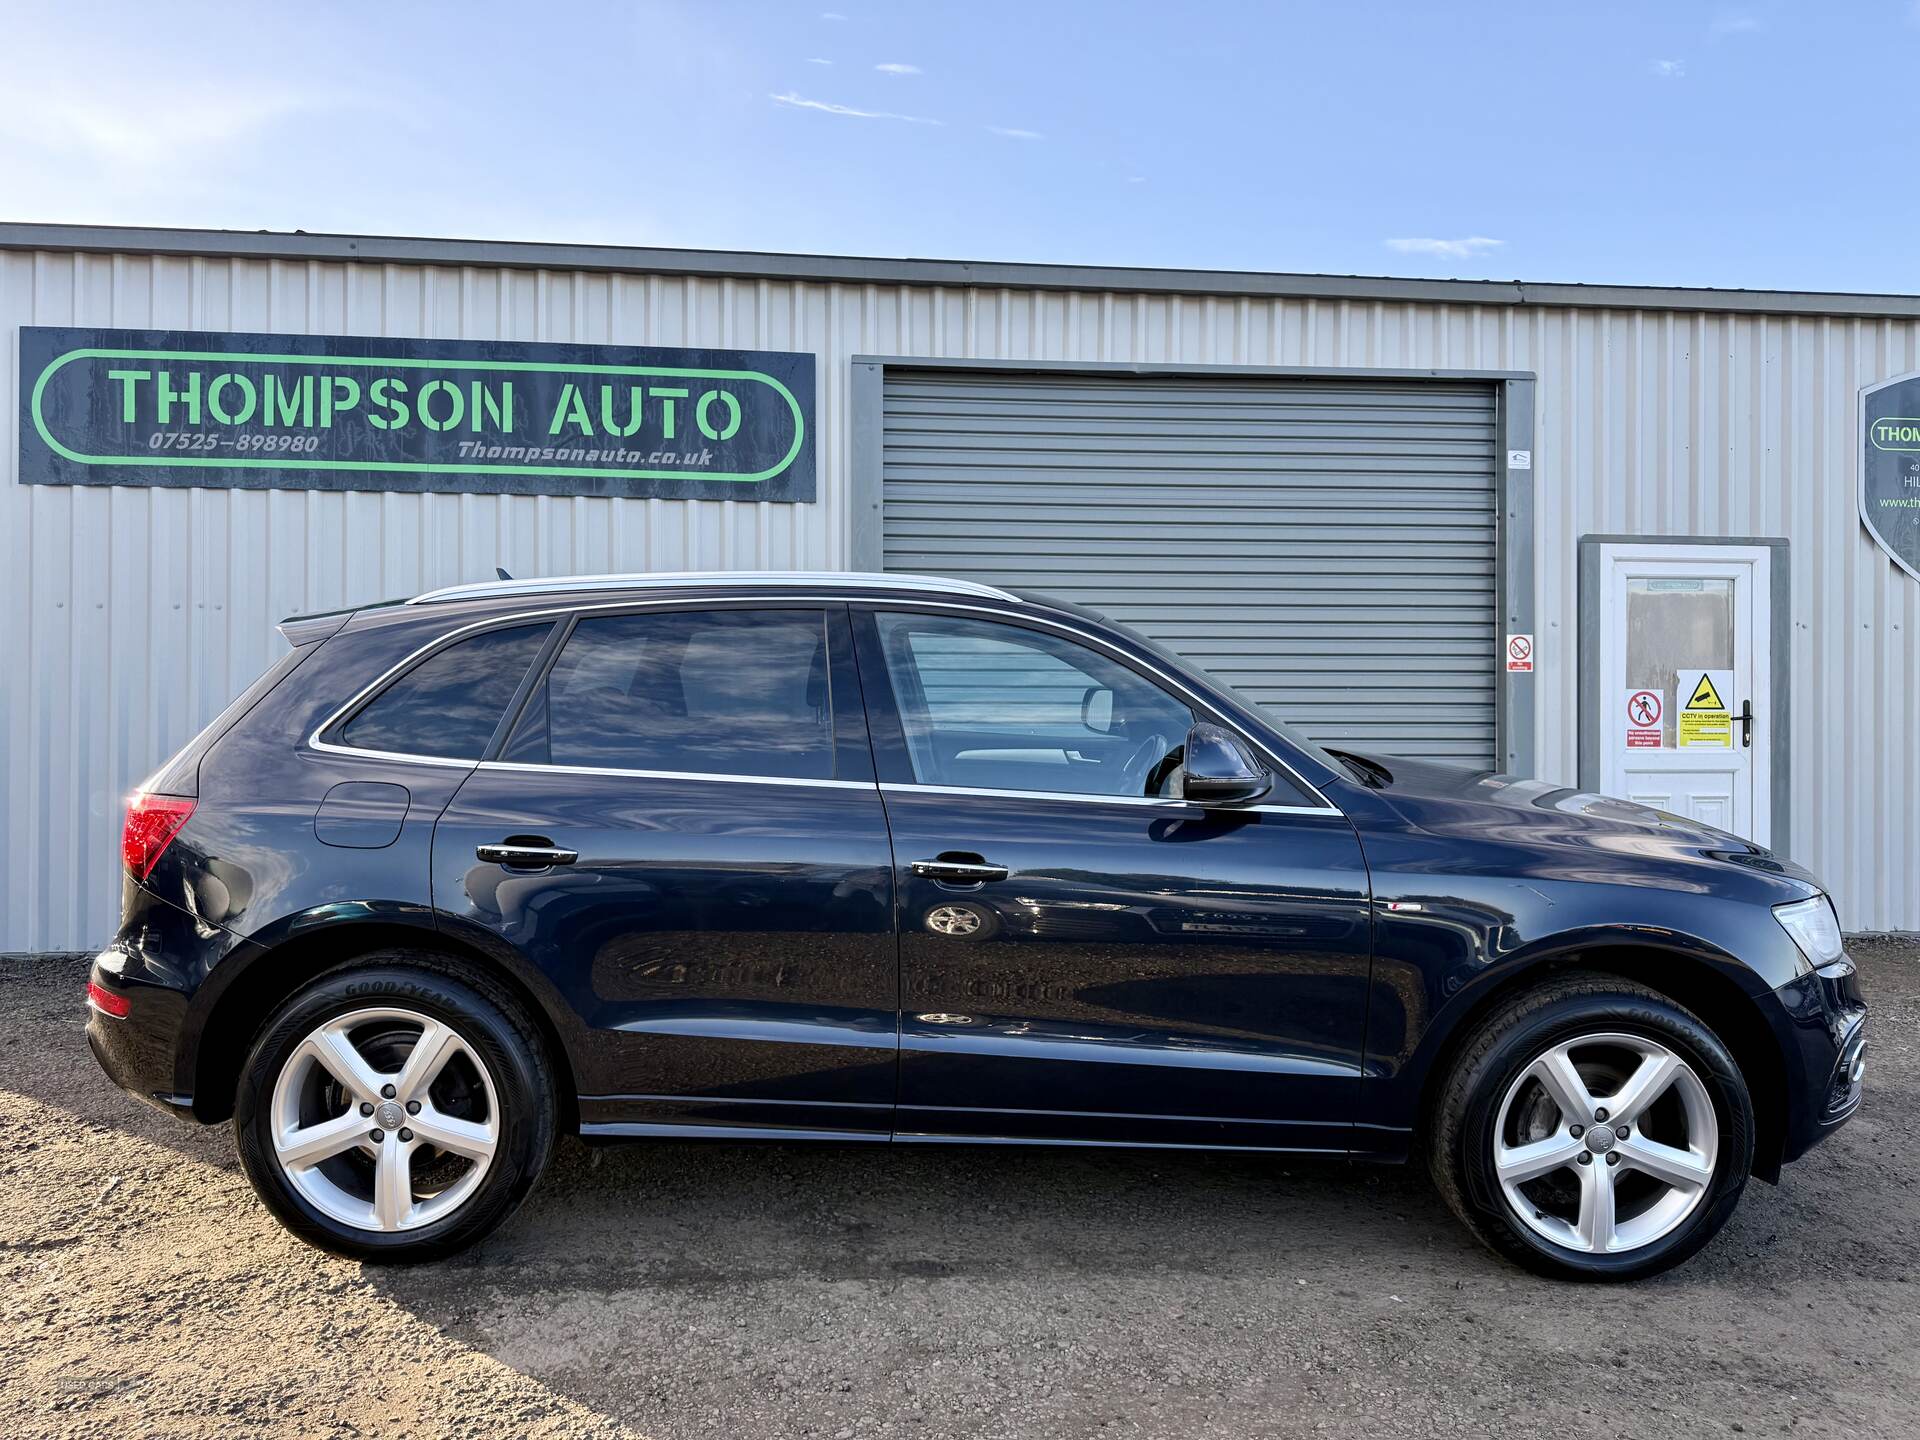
[1737,699,1754,749]
[476,842,578,867]
[911,858,1009,884]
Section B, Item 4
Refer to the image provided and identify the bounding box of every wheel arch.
[1413,945,1789,1182]
[188,918,580,1131]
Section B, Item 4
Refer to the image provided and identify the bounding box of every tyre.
[1429,973,1754,1281]
[233,951,556,1262]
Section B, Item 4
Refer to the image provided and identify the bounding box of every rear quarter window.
[333,623,551,760]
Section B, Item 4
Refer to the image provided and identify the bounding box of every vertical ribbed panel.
[3,250,1917,943]
[879,370,1498,764]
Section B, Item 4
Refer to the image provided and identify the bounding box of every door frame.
[1577,534,1791,852]
[849,356,1540,780]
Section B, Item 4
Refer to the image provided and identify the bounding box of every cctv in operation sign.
[19,326,815,501]
[1861,371,1920,581]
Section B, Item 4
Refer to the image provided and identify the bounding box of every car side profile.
[87,572,1867,1279]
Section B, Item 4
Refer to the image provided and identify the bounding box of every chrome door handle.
[911,859,1009,884]
[476,843,578,867]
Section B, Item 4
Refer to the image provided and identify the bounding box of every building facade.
[3,223,1916,949]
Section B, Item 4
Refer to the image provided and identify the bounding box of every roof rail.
[406,570,1021,607]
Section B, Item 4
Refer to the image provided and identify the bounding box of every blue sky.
[1,1,1914,292]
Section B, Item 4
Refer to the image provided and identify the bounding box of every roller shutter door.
[880,370,1499,767]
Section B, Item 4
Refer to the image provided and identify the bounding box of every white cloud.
[1710,13,1761,36]
[1126,175,1147,184]
[1650,58,1686,78]
[769,91,942,125]
[987,125,1042,139]
[805,57,834,65]
[874,62,921,75]
[1385,236,1504,259]
[820,10,847,18]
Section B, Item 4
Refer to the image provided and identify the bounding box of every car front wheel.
[1430,974,1755,1281]
[234,952,556,1262]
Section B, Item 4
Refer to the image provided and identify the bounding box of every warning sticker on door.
[1505,634,1534,672]
[1676,669,1734,749]
[1624,689,1664,748]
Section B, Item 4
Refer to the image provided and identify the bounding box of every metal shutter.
[880,370,1498,767]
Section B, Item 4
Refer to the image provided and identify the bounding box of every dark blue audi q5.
[87,572,1867,1279]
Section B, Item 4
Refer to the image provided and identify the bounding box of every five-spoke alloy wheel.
[268,1007,501,1234]
[1431,974,1754,1281]
[235,953,555,1262]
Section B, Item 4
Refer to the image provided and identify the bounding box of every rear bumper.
[1771,952,1869,1170]
[86,951,197,1118]
[85,881,232,1123]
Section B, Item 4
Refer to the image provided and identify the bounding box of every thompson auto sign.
[19,327,815,501]
[1861,371,1920,581]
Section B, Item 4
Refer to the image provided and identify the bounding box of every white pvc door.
[1597,544,1772,844]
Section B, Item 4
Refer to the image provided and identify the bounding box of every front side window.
[503,608,834,780]
[337,622,552,760]
[874,612,1193,798]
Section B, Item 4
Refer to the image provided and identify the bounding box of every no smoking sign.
[1505,633,1534,673]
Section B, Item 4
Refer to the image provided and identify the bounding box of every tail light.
[86,980,131,1018]
[122,792,196,881]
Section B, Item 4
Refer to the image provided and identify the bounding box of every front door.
[1597,543,1773,843]
[853,605,1374,1152]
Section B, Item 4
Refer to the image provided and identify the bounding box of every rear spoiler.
[276,597,405,648]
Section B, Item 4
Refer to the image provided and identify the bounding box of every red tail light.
[86,980,131,1018]
[122,793,196,881]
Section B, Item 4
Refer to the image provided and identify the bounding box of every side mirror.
[1080,685,1115,734]
[1180,722,1271,805]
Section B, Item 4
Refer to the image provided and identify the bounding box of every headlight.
[1773,895,1843,971]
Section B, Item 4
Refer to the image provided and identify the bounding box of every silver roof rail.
[407,569,1022,607]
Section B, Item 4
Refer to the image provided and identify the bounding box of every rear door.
[431,602,898,1138]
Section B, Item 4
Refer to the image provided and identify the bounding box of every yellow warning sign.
[1677,668,1733,749]
[1685,673,1726,711]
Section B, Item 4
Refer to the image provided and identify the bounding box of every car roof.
[403,570,1024,608]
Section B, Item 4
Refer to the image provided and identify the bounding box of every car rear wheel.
[234,953,555,1262]
[1430,974,1754,1281]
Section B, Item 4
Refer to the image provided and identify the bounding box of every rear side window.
[502,608,833,779]
[337,623,551,760]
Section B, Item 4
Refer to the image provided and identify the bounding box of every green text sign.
[20,327,815,501]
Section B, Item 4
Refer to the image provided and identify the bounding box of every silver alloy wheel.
[926,904,983,937]
[1493,1031,1718,1255]
[268,1006,500,1233]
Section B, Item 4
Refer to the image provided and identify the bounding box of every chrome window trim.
[304,588,1344,817]
[477,760,870,790]
[878,781,1339,818]
[407,569,1020,607]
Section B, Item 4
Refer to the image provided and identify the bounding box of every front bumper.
[1771,952,1869,1169]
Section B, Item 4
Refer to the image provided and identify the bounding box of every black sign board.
[19,327,815,502]
[1861,372,1920,581]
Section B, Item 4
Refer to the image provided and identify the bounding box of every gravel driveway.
[4,940,1915,1439]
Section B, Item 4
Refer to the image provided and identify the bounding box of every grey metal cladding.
[879,370,1498,767]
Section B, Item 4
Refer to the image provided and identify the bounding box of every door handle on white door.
[1737,699,1754,748]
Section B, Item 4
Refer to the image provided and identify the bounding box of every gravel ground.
[3,939,1916,1439]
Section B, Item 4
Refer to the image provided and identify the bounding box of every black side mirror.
[1180,722,1270,805]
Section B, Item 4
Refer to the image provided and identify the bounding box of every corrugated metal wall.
[878,369,1498,765]
[4,246,1917,945]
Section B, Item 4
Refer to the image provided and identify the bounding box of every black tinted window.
[339,623,550,760]
[504,609,833,779]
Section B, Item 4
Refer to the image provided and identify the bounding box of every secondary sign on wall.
[1861,372,1920,580]
[18,327,816,501]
